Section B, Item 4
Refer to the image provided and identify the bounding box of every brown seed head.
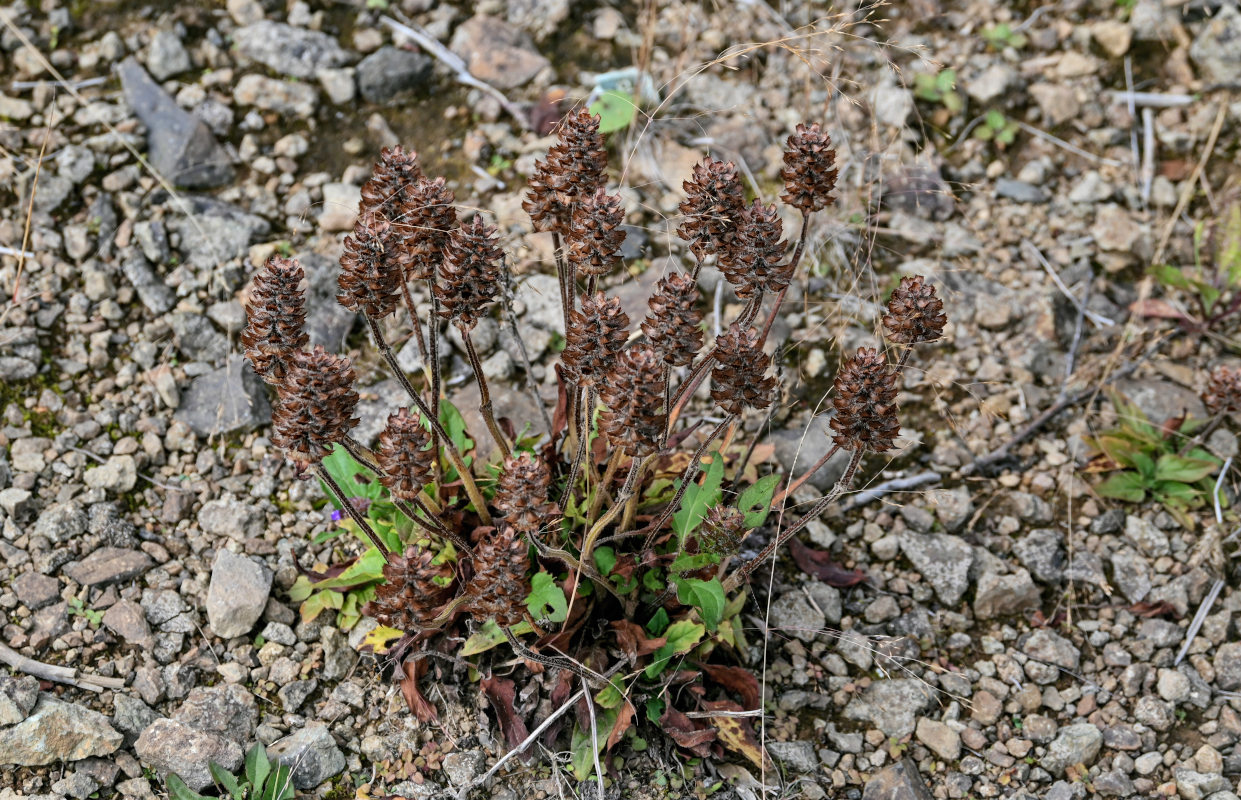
[561,291,630,388]
[362,545,454,632]
[600,344,666,457]
[883,275,946,345]
[711,323,777,416]
[699,506,747,557]
[376,408,434,503]
[567,188,626,277]
[678,158,746,262]
[1204,365,1241,414]
[495,452,557,539]
[435,215,503,331]
[781,123,838,213]
[271,346,359,466]
[642,272,704,368]
[523,108,608,233]
[721,200,789,299]
[830,347,899,453]
[465,526,530,627]
[402,176,458,282]
[337,213,407,320]
[359,145,424,220]
[242,255,309,386]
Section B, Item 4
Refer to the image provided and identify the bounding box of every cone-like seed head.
[271,346,359,466]
[781,123,838,213]
[600,344,666,457]
[359,145,424,220]
[1204,365,1241,414]
[721,199,789,299]
[436,215,503,331]
[642,272,704,368]
[402,176,458,282]
[495,452,556,538]
[465,526,530,627]
[242,255,309,386]
[711,323,777,416]
[830,347,899,453]
[561,291,630,388]
[376,408,433,503]
[677,158,746,262]
[699,506,747,557]
[883,275,946,345]
[523,108,608,233]
[337,213,407,320]
[568,188,626,278]
[362,545,454,632]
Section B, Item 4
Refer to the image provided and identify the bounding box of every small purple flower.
[330,509,344,522]
[330,497,371,523]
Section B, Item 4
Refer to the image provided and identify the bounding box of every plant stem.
[401,281,430,370]
[461,326,511,459]
[665,293,762,430]
[340,435,381,473]
[722,449,862,593]
[427,283,444,486]
[367,318,491,524]
[639,415,734,551]
[313,462,389,559]
[394,496,471,555]
[758,209,811,346]
[553,231,572,334]
[587,448,624,522]
[771,444,841,508]
[564,386,596,507]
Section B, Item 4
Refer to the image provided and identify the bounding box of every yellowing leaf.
[704,700,772,771]
[361,625,405,654]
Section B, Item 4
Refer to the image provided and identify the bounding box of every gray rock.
[356,47,432,103]
[13,571,60,610]
[1043,723,1102,775]
[899,532,973,606]
[836,629,874,670]
[206,300,247,335]
[317,67,356,105]
[232,21,351,79]
[0,675,40,725]
[973,568,1039,619]
[301,253,356,351]
[996,179,1047,204]
[1124,514,1170,557]
[169,312,228,363]
[0,696,123,765]
[102,600,154,649]
[277,680,317,713]
[0,487,34,519]
[56,145,96,184]
[512,273,565,334]
[861,758,934,800]
[843,679,934,737]
[0,357,37,379]
[117,58,232,188]
[268,723,346,789]
[260,621,296,646]
[449,15,550,89]
[63,547,154,586]
[767,741,817,773]
[1093,771,1134,798]
[1012,529,1063,586]
[146,30,191,80]
[1110,548,1152,603]
[198,496,265,539]
[168,199,269,270]
[441,751,486,786]
[175,356,272,437]
[89,503,139,547]
[121,250,175,314]
[1118,378,1205,426]
[84,455,138,493]
[1156,668,1191,704]
[1214,642,1241,691]
[1021,628,1080,670]
[320,627,358,681]
[769,415,851,492]
[134,222,171,264]
[967,64,1016,104]
[206,548,272,639]
[233,74,318,118]
[135,718,243,792]
[111,695,161,747]
[928,486,972,532]
[769,589,825,643]
[1190,5,1241,85]
[915,717,961,761]
[1174,769,1230,800]
[172,685,258,745]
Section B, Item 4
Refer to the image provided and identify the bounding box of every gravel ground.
[2,0,1241,799]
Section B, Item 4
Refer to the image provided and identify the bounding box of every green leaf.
[644,620,705,679]
[985,109,1006,130]
[318,444,377,510]
[589,89,638,134]
[1154,480,1201,503]
[526,572,569,624]
[668,552,720,575]
[1096,471,1147,503]
[942,90,963,114]
[1132,450,1156,479]
[594,546,618,578]
[1155,454,1218,483]
[305,547,387,591]
[736,474,779,529]
[646,607,670,637]
[298,590,339,624]
[594,678,625,709]
[166,775,210,800]
[936,69,956,92]
[1151,264,1195,291]
[461,619,534,656]
[569,708,620,781]
[262,765,294,800]
[439,399,474,457]
[646,696,665,723]
[671,453,725,542]
[245,742,271,791]
[209,763,244,800]
[675,577,726,632]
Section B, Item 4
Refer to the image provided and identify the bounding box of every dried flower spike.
[678,158,746,262]
[402,176,458,282]
[376,408,434,503]
[1204,365,1241,414]
[242,255,309,386]
[642,272,704,368]
[363,545,453,632]
[600,344,666,457]
[271,346,360,466]
[781,123,838,213]
[360,145,424,219]
[561,291,630,388]
[524,108,608,233]
[465,527,530,627]
[883,275,947,345]
[568,188,626,278]
[721,199,789,299]
[830,347,899,453]
[495,453,556,538]
[699,506,747,557]
[436,215,503,331]
[711,323,777,416]
[338,213,407,320]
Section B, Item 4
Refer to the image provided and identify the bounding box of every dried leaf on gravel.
[703,699,771,771]
[481,675,533,761]
[399,657,437,722]
[789,537,867,586]
[659,704,716,755]
[698,662,761,710]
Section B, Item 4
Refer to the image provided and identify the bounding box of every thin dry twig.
[0,641,126,692]
[1174,578,1224,667]
[1154,103,1228,264]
